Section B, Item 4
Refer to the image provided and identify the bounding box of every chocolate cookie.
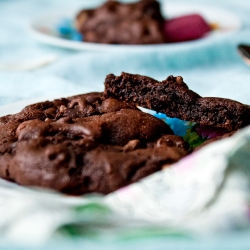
[0,92,189,194]
[104,72,250,131]
[75,0,166,44]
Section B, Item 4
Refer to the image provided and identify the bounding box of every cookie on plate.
[75,0,166,44]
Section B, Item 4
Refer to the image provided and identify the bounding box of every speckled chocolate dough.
[104,72,250,131]
[75,0,166,44]
[0,92,189,195]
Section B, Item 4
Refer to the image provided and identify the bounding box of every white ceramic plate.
[27,2,241,52]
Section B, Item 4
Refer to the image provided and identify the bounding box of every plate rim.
[26,2,242,51]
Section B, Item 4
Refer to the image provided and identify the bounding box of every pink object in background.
[164,14,212,43]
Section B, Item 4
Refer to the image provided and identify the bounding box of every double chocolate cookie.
[104,72,250,131]
[0,92,189,195]
[75,0,166,44]
[2,72,245,195]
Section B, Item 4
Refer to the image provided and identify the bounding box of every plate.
[27,2,241,52]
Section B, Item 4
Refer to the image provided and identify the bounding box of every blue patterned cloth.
[1,0,250,249]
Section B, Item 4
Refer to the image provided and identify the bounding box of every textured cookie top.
[104,72,250,131]
[75,0,165,44]
[0,92,189,195]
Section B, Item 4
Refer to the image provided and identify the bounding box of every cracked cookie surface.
[0,92,189,195]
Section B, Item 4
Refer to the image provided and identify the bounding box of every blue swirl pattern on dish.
[57,18,83,41]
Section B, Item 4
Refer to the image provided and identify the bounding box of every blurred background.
[1,0,250,104]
